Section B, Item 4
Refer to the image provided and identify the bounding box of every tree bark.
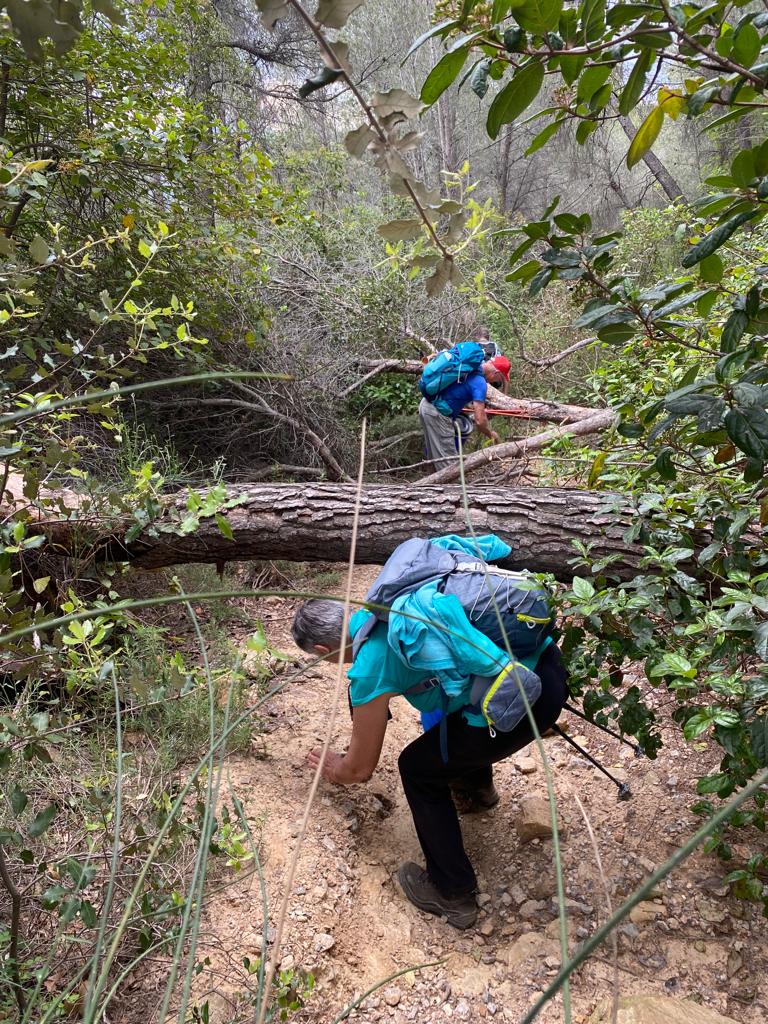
[117,482,641,581]
[618,114,688,203]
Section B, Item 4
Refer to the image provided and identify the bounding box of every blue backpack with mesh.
[418,342,485,415]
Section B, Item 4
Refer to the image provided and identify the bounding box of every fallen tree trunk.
[420,410,619,484]
[118,483,641,581]
[353,361,602,422]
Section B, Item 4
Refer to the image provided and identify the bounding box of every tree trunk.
[117,483,642,580]
[618,114,687,203]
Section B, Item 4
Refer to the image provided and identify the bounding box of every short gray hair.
[291,599,345,653]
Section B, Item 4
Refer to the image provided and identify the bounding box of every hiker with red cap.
[417,326,510,469]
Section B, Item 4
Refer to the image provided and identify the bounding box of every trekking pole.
[551,724,632,801]
[563,701,645,758]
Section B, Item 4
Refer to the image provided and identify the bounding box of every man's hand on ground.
[307,747,345,783]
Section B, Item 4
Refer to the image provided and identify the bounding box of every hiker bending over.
[418,330,511,468]
[290,536,568,930]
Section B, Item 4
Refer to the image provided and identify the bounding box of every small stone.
[477,892,492,907]
[519,899,547,919]
[383,987,401,1007]
[516,796,562,842]
[500,891,513,907]
[280,953,295,971]
[480,919,495,936]
[629,903,665,926]
[509,884,526,905]
[455,999,471,1020]
[313,932,335,953]
[514,756,537,774]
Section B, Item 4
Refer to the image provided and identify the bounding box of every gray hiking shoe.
[450,782,500,814]
[397,862,478,929]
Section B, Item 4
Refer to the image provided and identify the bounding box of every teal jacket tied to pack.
[353,534,555,747]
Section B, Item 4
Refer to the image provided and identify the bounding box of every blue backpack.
[418,342,485,415]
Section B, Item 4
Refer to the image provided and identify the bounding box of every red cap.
[490,355,511,383]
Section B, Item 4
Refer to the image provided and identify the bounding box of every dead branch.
[419,409,618,485]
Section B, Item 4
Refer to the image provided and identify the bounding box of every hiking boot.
[450,782,500,815]
[397,862,478,929]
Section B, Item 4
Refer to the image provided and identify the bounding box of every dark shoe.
[451,782,500,814]
[397,862,478,929]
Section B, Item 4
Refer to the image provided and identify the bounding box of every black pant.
[397,643,569,896]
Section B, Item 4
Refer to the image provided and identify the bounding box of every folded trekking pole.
[551,725,633,801]
[553,702,647,801]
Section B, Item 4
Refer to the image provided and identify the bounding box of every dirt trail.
[188,569,766,1024]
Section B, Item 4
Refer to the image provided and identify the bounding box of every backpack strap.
[350,612,379,660]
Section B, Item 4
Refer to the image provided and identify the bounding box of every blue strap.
[439,690,449,763]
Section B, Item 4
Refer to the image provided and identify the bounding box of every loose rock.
[589,995,742,1024]
[313,932,335,953]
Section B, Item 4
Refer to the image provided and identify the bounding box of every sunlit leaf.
[626,106,664,169]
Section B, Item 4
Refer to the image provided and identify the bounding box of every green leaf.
[721,309,748,353]
[377,218,423,241]
[29,234,49,265]
[558,53,586,85]
[32,576,50,595]
[11,786,27,816]
[215,514,234,542]
[511,0,564,35]
[470,58,492,99]
[699,253,724,283]
[404,20,460,63]
[525,118,563,155]
[571,576,595,600]
[315,0,363,29]
[619,48,652,116]
[138,239,153,259]
[726,407,768,459]
[653,447,676,480]
[576,63,612,103]
[421,50,469,105]
[751,716,768,766]
[587,451,607,487]
[731,23,761,68]
[487,62,545,140]
[626,106,664,170]
[681,209,758,267]
[580,0,606,42]
[298,66,343,99]
[574,118,597,144]
[29,804,57,839]
[506,259,541,282]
